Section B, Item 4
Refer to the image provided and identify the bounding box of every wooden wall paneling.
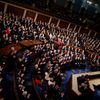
[84,28,89,34]
[80,27,89,35]
[69,23,75,32]
[36,14,50,23]
[7,5,24,16]
[80,27,85,34]
[90,31,95,37]
[74,25,80,33]
[96,32,99,39]
[25,10,36,20]
[59,20,69,28]
[0,2,5,12]
[50,18,58,26]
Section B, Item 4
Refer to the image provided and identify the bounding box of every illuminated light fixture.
[87,0,92,5]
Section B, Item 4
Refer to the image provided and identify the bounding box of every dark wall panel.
[25,10,36,19]
[90,31,95,37]
[69,23,75,31]
[36,14,50,23]
[59,21,69,28]
[50,18,58,25]
[7,5,24,16]
[96,33,99,39]
[84,28,89,34]
[80,27,85,34]
[0,2,5,12]
[74,25,80,32]
[80,27,89,34]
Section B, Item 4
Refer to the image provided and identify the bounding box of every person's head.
[11,46,15,51]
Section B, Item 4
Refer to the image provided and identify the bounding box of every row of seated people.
[78,33,100,68]
[37,44,87,69]
[16,65,31,100]
[0,11,80,49]
[0,42,98,100]
[0,11,99,100]
[0,44,49,100]
[87,53,100,70]
[15,44,99,100]
[79,33,100,53]
[0,11,99,65]
[0,56,7,100]
[9,33,96,99]
[0,47,28,100]
[31,42,90,99]
[8,43,99,100]
[9,41,87,100]
[0,11,99,67]
[0,46,33,100]
[78,75,90,93]
[78,33,100,67]
[14,45,47,100]
[12,47,35,100]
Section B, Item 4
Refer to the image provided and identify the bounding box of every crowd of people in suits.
[0,11,99,100]
[79,33,100,69]
[78,75,90,93]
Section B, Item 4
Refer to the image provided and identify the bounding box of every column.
[67,23,71,30]
[78,26,81,33]
[22,9,27,18]
[56,19,60,27]
[4,3,8,13]
[48,17,52,24]
[73,25,77,32]
[88,30,91,36]
[34,12,38,22]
